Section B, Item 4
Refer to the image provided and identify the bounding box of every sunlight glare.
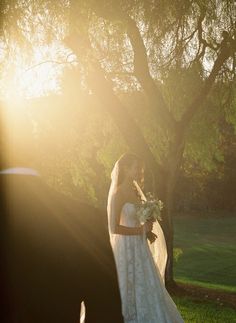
[2,42,70,101]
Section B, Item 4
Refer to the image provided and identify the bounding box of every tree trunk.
[158,133,185,286]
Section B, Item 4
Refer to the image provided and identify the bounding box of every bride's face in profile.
[125,160,143,182]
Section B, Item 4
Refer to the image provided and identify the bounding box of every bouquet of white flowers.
[133,180,163,224]
[136,192,163,223]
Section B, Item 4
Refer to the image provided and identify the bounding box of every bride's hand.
[143,221,153,233]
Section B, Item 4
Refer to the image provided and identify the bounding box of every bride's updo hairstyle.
[115,152,145,188]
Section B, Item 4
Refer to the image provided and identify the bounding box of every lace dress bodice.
[119,203,140,227]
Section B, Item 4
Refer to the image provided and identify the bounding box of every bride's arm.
[112,192,152,236]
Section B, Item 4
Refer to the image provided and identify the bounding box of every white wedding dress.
[110,202,184,323]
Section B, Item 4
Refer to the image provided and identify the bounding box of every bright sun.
[2,42,72,101]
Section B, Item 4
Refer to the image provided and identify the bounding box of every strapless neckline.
[123,202,138,209]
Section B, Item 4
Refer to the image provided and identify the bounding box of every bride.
[107,152,184,323]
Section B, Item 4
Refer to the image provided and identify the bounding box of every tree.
[64,0,236,285]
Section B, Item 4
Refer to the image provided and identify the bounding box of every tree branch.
[180,35,236,130]
[91,3,177,131]
[24,58,77,73]
[124,15,177,131]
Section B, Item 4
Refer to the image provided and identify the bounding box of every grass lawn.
[173,295,236,322]
[171,214,236,321]
[173,215,236,293]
